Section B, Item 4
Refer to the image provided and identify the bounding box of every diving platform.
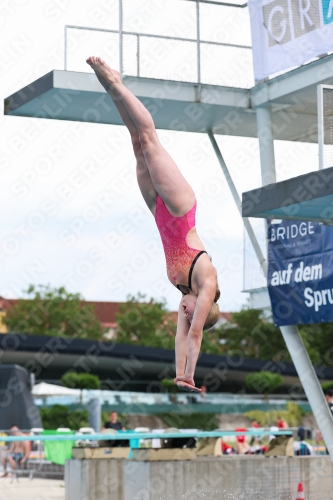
[4,52,333,141]
[4,70,253,135]
[242,166,333,223]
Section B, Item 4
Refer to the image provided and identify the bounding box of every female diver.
[86,57,220,393]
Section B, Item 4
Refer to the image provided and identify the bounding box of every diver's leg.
[88,59,157,212]
[133,138,157,213]
[86,57,195,216]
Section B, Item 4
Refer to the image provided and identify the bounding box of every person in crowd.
[221,440,236,455]
[1,426,30,478]
[103,411,126,431]
[198,384,207,402]
[324,389,333,416]
[249,420,262,446]
[276,416,289,429]
[293,426,314,456]
[235,428,250,454]
[102,411,127,448]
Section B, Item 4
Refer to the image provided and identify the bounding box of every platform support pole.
[256,105,276,185]
[88,397,101,432]
[255,104,333,460]
[208,130,267,274]
[318,85,324,170]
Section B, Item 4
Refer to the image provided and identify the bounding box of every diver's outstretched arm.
[175,301,190,380]
[174,300,204,394]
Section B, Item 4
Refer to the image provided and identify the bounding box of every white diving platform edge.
[5,53,333,141]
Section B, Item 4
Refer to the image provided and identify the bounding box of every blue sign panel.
[267,220,333,326]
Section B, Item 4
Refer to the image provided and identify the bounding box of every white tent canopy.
[32,382,81,397]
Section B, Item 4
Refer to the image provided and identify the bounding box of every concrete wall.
[65,456,333,500]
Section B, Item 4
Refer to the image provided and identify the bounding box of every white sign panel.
[248,0,333,81]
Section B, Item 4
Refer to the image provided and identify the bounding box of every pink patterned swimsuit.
[155,195,207,292]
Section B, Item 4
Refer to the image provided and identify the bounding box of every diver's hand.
[174,376,201,392]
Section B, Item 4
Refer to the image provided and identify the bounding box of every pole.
[280,325,333,457]
[196,0,201,84]
[88,398,101,432]
[119,0,123,80]
[318,85,324,170]
[256,106,276,185]
[208,130,267,275]
[137,35,140,77]
[64,25,67,71]
[255,103,333,460]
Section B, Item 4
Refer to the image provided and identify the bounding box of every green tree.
[245,371,283,402]
[216,307,320,364]
[217,308,289,361]
[200,326,224,355]
[300,322,333,367]
[115,293,176,349]
[244,402,304,427]
[158,412,219,431]
[39,405,89,430]
[4,284,105,340]
[321,381,333,392]
[161,378,180,393]
[61,372,101,390]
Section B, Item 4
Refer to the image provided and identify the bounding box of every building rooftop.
[0,296,232,332]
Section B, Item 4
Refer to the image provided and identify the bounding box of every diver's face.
[181,294,197,322]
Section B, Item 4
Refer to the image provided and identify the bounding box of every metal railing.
[32,389,310,407]
[64,25,252,82]
[0,428,322,457]
[63,0,253,88]
[0,428,293,443]
[184,0,248,6]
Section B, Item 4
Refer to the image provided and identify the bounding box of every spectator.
[1,426,30,478]
[315,428,323,445]
[221,440,235,455]
[235,428,250,454]
[293,427,314,456]
[103,411,126,431]
[250,420,262,446]
[277,416,289,429]
[102,411,127,448]
[324,389,333,416]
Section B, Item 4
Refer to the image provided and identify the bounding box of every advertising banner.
[268,219,333,326]
[248,0,333,81]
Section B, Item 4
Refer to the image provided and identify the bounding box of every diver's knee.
[131,135,142,156]
[139,129,156,150]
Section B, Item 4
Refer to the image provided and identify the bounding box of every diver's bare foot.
[0,472,8,478]
[86,56,120,91]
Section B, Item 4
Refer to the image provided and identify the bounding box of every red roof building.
[0,296,232,334]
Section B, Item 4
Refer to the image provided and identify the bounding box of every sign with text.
[268,219,333,326]
[248,0,333,81]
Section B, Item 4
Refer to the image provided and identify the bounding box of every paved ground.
[0,478,65,500]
